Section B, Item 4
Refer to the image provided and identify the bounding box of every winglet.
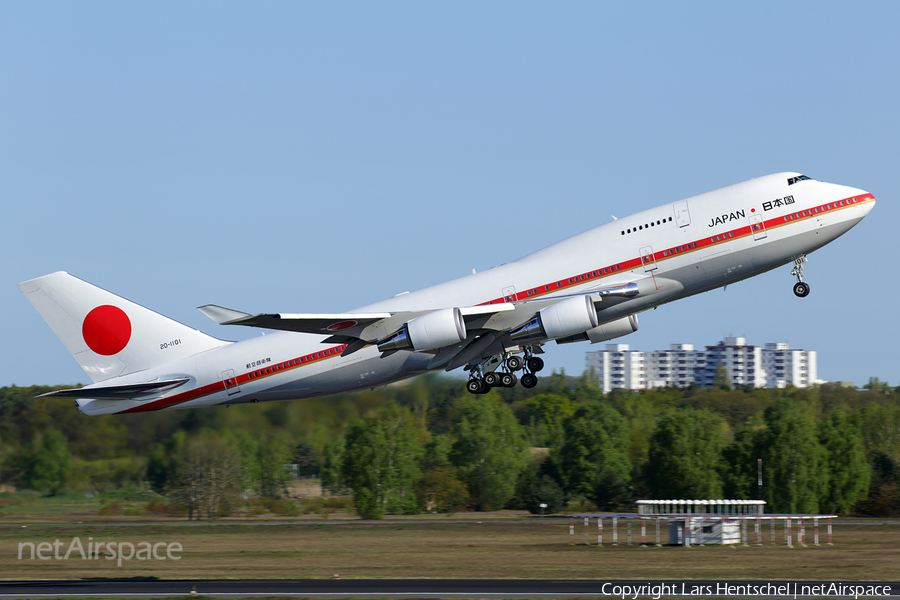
[198,304,255,325]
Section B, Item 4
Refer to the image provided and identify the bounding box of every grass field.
[3,493,898,582]
[4,520,899,581]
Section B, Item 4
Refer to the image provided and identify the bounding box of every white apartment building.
[586,344,645,393]
[585,337,818,392]
[645,344,706,389]
[695,337,766,388]
[762,342,817,388]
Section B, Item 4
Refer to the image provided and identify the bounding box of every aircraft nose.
[839,184,875,216]
[857,189,876,216]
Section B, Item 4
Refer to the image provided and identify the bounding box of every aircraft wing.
[198,304,394,337]
[198,281,651,363]
[197,303,516,346]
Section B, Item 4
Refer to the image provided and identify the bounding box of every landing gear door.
[674,201,691,227]
[640,246,657,272]
[750,214,767,240]
[502,285,517,303]
[222,369,241,396]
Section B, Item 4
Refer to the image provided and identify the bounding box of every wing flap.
[198,305,393,338]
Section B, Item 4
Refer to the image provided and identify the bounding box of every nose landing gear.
[791,256,810,297]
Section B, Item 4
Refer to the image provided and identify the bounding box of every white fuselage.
[76,173,875,415]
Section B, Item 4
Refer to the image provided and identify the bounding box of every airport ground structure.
[586,336,819,393]
[569,500,835,547]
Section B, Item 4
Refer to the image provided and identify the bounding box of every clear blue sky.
[2,2,897,388]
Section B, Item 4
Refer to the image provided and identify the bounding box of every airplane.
[19,172,874,416]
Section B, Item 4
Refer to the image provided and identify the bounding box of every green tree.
[858,402,900,461]
[509,457,567,515]
[342,405,423,519]
[421,433,454,470]
[614,394,660,477]
[320,437,345,495]
[418,466,469,513]
[856,451,900,517]
[254,432,295,499]
[713,362,732,391]
[645,407,730,499]
[722,416,765,499]
[526,475,566,514]
[18,428,71,494]
[167,434,241,520]
[820,409,870,514]
[450,394,530,511]
[863,377,892,394]
[293,442,321,477]
[522,394,575,448]
[556,401,631,510]
[758,398,826,513]
[146,430,186,494]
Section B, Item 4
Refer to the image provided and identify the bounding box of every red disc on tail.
[82,305,132,355]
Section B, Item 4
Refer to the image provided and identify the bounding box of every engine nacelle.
[377,307,467,353]
[585,314,639,343]
[553,314,639,345]
[510,295,599,342]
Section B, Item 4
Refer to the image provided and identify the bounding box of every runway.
[0,578,898,599]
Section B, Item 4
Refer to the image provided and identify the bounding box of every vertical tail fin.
[19,272,228,383]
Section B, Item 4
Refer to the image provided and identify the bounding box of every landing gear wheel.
[500,373,517,388]
[506,356,523,371]
[790,256,809,298]
[521,373,538,388]
[467,378,486,394]
[483,372,500,387]
[526,357,544,372]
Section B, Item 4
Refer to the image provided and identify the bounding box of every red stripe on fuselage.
[115,193,872,414]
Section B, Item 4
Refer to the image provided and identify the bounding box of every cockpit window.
[788,175,813,185]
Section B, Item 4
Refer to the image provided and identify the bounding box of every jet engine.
[555,314,639,344]
[377,307,467,353]
[510,295,599,342]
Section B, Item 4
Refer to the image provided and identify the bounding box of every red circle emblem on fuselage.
[82,305,132,355]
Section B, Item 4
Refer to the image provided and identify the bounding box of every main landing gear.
[791,255,810,298]
[466,347,545,394]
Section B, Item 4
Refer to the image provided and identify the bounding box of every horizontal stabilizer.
[38,377,190,400]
